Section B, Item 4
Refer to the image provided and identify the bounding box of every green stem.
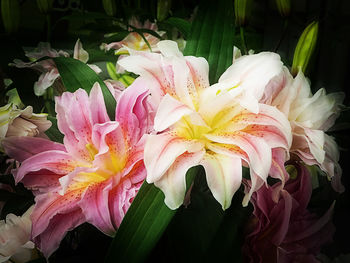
[240,27,248,54]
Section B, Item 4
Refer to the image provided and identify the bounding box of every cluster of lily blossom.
[1,36,344,262]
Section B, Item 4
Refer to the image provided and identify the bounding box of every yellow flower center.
[175,116,212,143]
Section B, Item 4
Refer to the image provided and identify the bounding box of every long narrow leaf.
[163,17,191,38]
[53,57,116,120]
[184,0,235,84]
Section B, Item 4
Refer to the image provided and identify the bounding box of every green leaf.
[105,167,200,263]
[45,116,64,143]
[163,17,191,38]
[53,57,116,120]
[183,0,235,84]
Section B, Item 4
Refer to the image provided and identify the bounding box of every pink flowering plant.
[0,0,349,262]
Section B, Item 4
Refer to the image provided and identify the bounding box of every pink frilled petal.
[216,104,291,149]
[157,41,208,108]
[200,152,242,210]
[154,150,205,209]
[258,104,292,148]
[21,169,62,195]
[118,40,209,108]
[115,78,152,144]
[91,122,127,173]
[117,52,167,105]
[184,55,210,92]
[55,89,93,162]
[268,190,293,245]
[145,133,203,184]
[13,150,77,183]
[89,83,110,124]
[78,180,115,236]
[109,162,145,227]
[124,134,147,174]
[31,190,84,241]
[58,166,99,195]
[34,208,85,258]
[2,137,65,162]
[205,132,271,179]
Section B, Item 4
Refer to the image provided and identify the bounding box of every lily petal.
[200,152,242,210]
[115,78,152,144]
[145,133,202,183]
[14,150,77,183]
[155,150,205,209]
[78,180,115,236]
[31,190,83,240]
[154,94,196,132]
[34,208,85,258]
[89,83,110,124]
[73,39,89,63]
[2,137,65,162]
[205,131,271,178]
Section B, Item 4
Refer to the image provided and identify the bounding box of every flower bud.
[291,21,318,76]
[157,0,171,22]
[0,104,51,148]
[275,0,291,17]
[119,74,135,87]
[102,0,116,17]
[234,0,252,26]
[36,0,53,14]
[1,0,20,34]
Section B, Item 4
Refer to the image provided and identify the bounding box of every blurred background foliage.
[0,0,350,262]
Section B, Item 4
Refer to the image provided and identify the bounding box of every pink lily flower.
[2,81,152,258]
[118,40,292,210]
[243,164,335,263]
[262,69,345,192]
